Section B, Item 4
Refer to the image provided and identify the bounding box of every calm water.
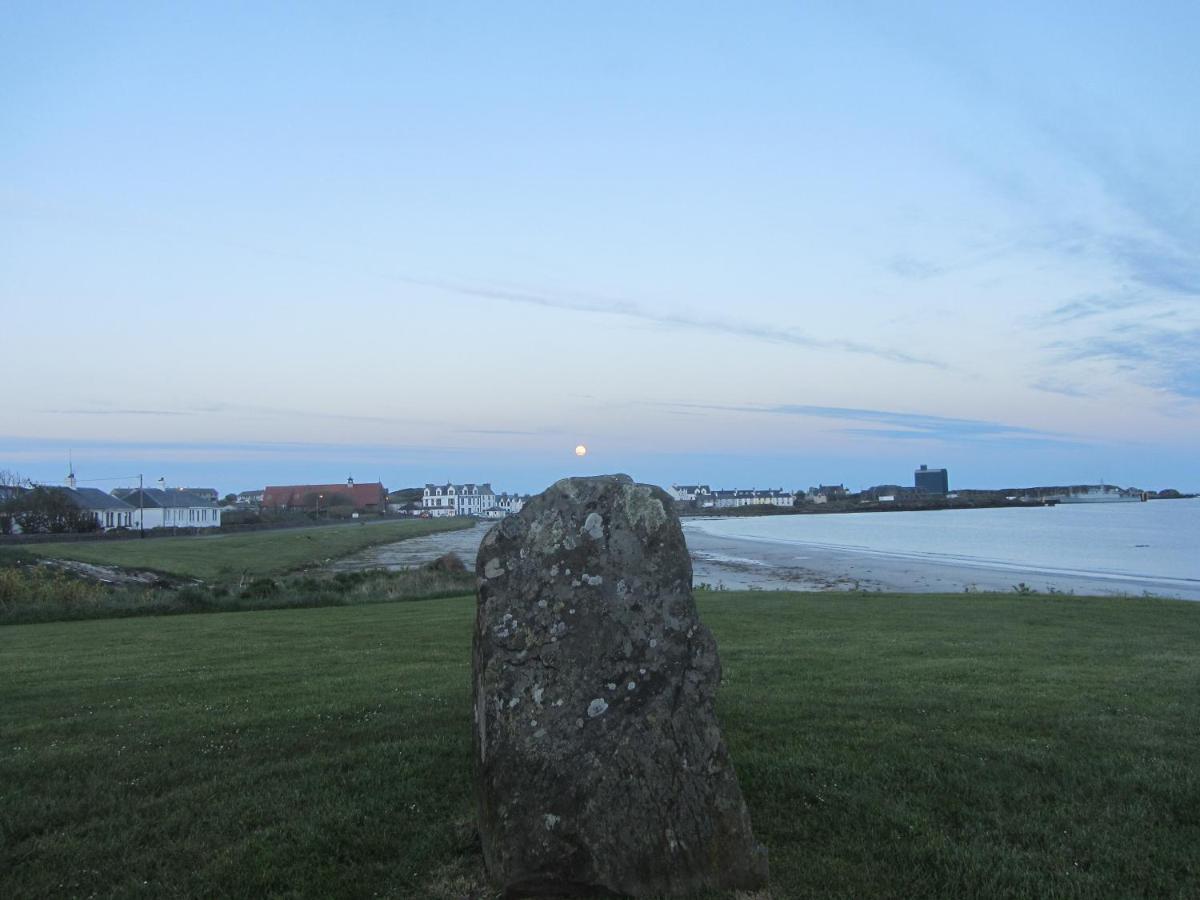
[686,500,1200,593]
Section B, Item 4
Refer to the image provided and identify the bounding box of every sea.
[683,499,1200,599]
[333,500,1200,600]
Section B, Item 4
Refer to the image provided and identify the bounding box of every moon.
[575,444,588,457]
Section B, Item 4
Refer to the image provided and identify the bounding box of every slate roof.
[425,482,495,494]
[65,487,136,511]
[120,488,216,509]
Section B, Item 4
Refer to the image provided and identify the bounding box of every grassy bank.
[3,591,1198,897]
[0,517,474,581]
[0,565,475,626]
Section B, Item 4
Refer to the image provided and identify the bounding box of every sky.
[2,1,1197,495]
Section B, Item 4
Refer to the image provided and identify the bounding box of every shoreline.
[330,513,1199,601]
[683,522,1200,600]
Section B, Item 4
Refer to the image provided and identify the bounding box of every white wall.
[131,506,221,529]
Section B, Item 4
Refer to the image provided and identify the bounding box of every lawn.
[4,517,474,581]
[2,592,1198,898]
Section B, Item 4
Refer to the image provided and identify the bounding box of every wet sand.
[328,522,495,572]
[684,524,1197,599]
[330,518,1193,599]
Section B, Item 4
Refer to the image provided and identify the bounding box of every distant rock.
[472,474,768,897]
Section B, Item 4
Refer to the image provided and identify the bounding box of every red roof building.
[261,478,387,512]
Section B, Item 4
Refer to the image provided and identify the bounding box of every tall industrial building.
[914,464,949,494]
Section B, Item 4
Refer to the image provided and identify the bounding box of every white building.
[63,488,137,531]
[421,482,495,517]
[422,483,530,518]
[2,486,137,534]
[668,484,712,504]
[711,488,795,509]
[123,488,222,530]
[496,492,527,515]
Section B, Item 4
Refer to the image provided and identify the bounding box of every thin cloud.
[44,408,192,417]
[660,401,1075,444]
[1040,290,1155,325]
[1103,236,1199,297]
[43,401,422,427]
[457,428,562,436]
[0,435,484,461]
[1030,378,1091,399]
[1049,325,1200,400]
[414,278,947,369]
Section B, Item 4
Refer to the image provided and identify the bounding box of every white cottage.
[123,488,221,530]
[64,487,137,530]
[669,484,712,503]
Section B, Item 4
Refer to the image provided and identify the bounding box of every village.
[2,463,1182,537]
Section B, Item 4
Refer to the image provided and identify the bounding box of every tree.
[0,469,32,488]
[222,493,237,505]
[0,470,32,534]
[12,487,99,534]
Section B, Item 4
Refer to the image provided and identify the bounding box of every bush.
[425,552,467,573]
[176,586,214,610]
[0,566,108,620]
[241,578,281,599]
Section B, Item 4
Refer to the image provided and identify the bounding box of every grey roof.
[121,488,216,509]
[65,487,135,511]
[426,482,495,493]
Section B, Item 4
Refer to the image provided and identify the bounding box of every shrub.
[425,552,467,573]
[176,586,213,610]
[241,578,281,599]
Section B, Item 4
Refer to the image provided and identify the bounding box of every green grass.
[3,517,474,581]
[2,592,1198,898]
[0,565,476,626]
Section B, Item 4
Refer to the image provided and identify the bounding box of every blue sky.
[3,2,1197,494]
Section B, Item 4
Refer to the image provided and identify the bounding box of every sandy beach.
[332,515,1197,600]
[683,525,1196,598]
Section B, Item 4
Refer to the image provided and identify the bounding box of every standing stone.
[472,475,768,897]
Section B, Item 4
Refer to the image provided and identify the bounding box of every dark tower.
[914,464,949,494]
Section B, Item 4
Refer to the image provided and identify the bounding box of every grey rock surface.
[473,474,768,897]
